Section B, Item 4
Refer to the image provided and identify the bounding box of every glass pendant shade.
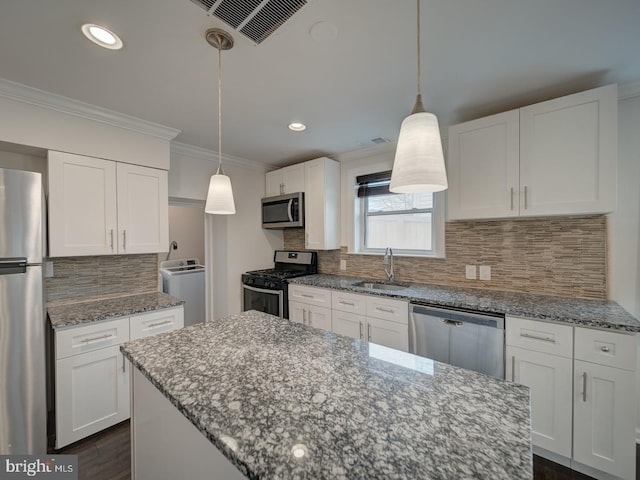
[390,111,448,193]
[205,173,236,215]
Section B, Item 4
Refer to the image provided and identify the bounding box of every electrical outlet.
[479,265,491,281]
[45,261,54,278]
[465,265,477,280]
[340,259,347,271]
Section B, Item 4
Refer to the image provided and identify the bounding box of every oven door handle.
[242,284,282,295]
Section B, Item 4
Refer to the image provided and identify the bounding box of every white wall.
[0,80,176,169]
[0,149,47,188]
[164,205,206,265]
[170,143,283,319]
[607,94,640,442]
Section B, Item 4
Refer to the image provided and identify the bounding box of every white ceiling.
[1,0,639,167]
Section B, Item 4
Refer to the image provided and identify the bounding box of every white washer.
[160,259,205,327]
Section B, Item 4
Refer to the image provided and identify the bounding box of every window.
[356,171,436,255]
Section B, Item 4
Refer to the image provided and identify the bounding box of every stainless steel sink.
[353,281,409,291]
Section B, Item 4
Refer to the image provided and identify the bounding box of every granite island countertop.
[121,310,532,480]
[48,291,185,329]
[288,274,640,332]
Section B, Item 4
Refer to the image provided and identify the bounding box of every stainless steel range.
[242,250,317,319]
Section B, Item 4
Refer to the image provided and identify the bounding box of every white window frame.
[346,160,445,258]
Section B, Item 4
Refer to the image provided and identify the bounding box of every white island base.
[130,368,246,480]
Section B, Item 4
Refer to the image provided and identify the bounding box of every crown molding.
[619,81,640,100]
[170,141,268,172]
[0,78,180,141]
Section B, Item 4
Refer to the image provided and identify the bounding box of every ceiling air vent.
[190,0,308,45]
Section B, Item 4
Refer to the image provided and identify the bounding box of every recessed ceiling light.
[288,122,307,132]
[81,24,123,50]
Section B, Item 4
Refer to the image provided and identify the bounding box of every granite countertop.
[288,274,640,333]
[48,291,185,329]
[121,310,532,480]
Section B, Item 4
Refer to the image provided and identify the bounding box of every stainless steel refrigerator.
[0,167,46,454]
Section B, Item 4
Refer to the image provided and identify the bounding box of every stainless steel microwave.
[262,192,304,229]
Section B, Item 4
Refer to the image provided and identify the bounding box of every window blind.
[355,170,392,198]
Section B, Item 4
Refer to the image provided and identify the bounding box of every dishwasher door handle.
[442,319,463,327]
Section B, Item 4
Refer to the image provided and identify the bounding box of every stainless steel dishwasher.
[409,304,505,379]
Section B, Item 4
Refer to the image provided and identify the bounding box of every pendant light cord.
[416,0,421,97]
[217,44,223,175]
[411,0,425,114]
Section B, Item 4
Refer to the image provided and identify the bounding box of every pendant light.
[390,0,447,193]
[205,28,236,215]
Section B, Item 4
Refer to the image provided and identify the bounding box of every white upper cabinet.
[49,151,169,256]
[265,163,305,197]
[304,157,340,250]
[448,110,520,220]
[116,163,168,254]
[48,151,118,256]
[447,84,617,220]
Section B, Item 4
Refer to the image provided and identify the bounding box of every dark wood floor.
[57,421,639,480]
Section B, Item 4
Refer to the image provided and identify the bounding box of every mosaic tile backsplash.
[284,216,607,300]
[45,254,159,305]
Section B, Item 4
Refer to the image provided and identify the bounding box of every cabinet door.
[48,151,117,256]
[265,170,283,197]
[332,310,365,341]
[573,360,635,479]
[304,158,340,250]
[447,110,520,220]
[366,317,408,352]
[55,345,129,448]
[282,164,305,193]
[306,305,332,331]
[506,346,572,457]
[116,163,168,254]
[288,301,306,325]
[519,84,617,216]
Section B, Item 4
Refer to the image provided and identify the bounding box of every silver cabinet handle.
[308,311,313,327]
[301,294,314,299]
[582,372,587,402]
[520,332,555,343]
[81,333,114,344]
[524,186,528,210]
[339,300,355,306]
[511,355,516,382]
[510,187,514,211]
[600,346,610,353]
[359,321,363,339]
[110,229,114,251]
[376,307,394,314]
[367,324,371,341]
[302,309,307,325]
[122,352,126,373]
[123,230,127,250]
[148,320,174,328]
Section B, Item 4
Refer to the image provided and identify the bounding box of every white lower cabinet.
[572,327,637,480]
[54,306,183,448]
[289,301,332,331]
[55,344,129,448]
[507,316,637,480]
[506,345,572,457]
[330,290,409,352]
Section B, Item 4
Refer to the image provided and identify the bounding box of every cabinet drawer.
[130,307,184,341]
[55,317,129,360]
[288,285,331,308]
[574,328,636,371]
[506,316,573,358]
[332,291,367,315]
[366,296,408,324]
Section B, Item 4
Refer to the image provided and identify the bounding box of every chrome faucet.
[383,247,394,282]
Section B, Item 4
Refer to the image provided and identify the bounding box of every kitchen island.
[121,310,532,480]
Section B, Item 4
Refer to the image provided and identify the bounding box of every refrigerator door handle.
[0,258,28,275]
